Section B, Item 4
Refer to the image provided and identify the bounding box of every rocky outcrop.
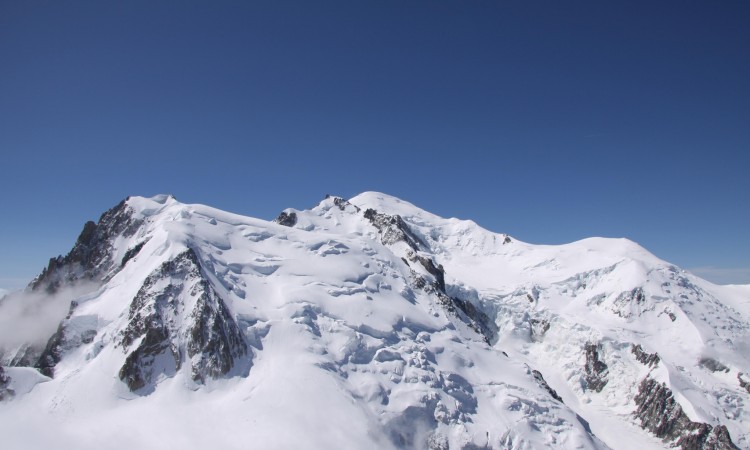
[530,318,550,342]
[738,373,750,394]
[274,211,297,227]
[35,322,66,378]
[186,281,248,383]
[634,377,738,449]
[363,208,425,250]
[414,255,446,293]
[631,344,660,368]
[330,195,360,212]
[118,248,247,392]
[698,357,729,373]
[361,207,500,344]
[2,199,141,372]
[34,301,80,377]
[532,369,563,402]
[30,198,142,293]
[405,252,498,345]
[2,344,39,368]
[0,366,13,401]
[121,240,147,267]
[449,295,498,344]
[119,325,178,392]
[584,343,608,392]
[612,287,649,318]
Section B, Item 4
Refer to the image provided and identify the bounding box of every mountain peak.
[0,193,747,449]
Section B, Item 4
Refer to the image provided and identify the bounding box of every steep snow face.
[0,192,747,450]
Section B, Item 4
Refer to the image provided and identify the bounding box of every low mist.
[0,282,100,351]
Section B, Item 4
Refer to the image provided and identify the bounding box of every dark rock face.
[4,345,39,368]
[0,366,13,401]
[4,199,141,371]
[364,208,425,250]
[274,211,297,227]
[121,240,147,267]
[119,326,178,392]
[634,377,738,449]
[405,251,498,345]
[363,209,491,343]
[584,343,608,392]
[530,318,550,342]
[612,287,648,318]
[31,199,142,293]
[186,281,248,383]
[738,373,750,394]
[35,322,66,378]
[631,344,660,368]
[332,196,360,212]
[532,369,563,402]
[699,357,729,373]
[411,253,446,293]
[449,296,498,344]
[35,301,79,377]
[118,248,247,392]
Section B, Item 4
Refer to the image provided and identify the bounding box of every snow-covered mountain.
[0,192,747,450]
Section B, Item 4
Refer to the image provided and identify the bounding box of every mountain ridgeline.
[0,192,747,450]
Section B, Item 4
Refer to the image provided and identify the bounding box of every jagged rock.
[363,208,424,250]
[35,322,65,378]
[332,196,360,212]
[403,250,496,345]
[446,295,498,344]
[631,344,660,368]
[186,281,248,382]
[30,198,143,293]
[532,369,563,402]
[405,251,446,292]
[634,377,738,449]
[584,343,608,392]
[118,248,247,391]
[699,357,729,373]
[612,287,649,318]
[0,366,13,401]
[737,373,750,394]
[119,326,178,392]
[121,240,147,267]
[35,301,78,377]
[4,345,40,368]
[530,318,550,342]
[4,200,141,371]
[274,211,297,227]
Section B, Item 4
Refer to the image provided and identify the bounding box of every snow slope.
[0,192,747,450]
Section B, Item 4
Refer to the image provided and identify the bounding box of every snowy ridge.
[0,192,747,449]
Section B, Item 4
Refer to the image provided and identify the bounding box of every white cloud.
[0,282,99,350]
[688,266,750,285]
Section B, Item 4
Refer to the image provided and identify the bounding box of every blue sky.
[1,1,748,289]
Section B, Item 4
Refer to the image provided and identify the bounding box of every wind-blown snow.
[0,192,747,449]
